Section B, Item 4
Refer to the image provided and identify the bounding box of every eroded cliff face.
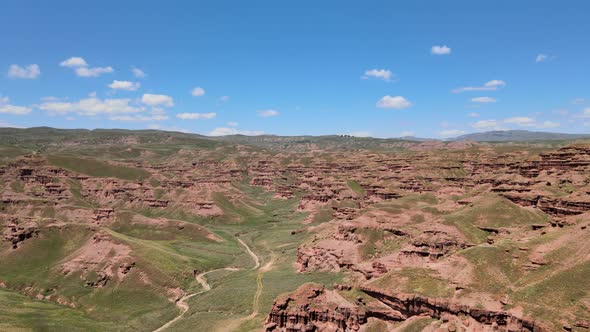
[265,284,546,332]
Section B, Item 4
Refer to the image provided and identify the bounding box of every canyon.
[0,129,589,331]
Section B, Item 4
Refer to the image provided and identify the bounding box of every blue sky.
[1,0,589,138]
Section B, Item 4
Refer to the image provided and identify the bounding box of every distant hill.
[215,134,418,151]
[397,136,436,142]
[453,130,590,142]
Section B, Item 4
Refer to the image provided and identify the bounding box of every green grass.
[347,180,365,196]
[444,194,548,244]
[461,245,522,294]
[369,267,454,298]
[0,288,117,331]
[47,155,150,181]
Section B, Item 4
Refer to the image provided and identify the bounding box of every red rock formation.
[360,287,546,332]
[2,216,39,249]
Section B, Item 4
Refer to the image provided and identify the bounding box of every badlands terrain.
[0,127,589,332]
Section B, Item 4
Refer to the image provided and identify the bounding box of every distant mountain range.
[0,128,588,150]
[452,130,590,142]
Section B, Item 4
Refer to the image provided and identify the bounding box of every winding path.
[152,238,260,332]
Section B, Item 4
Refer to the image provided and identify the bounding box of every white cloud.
[209,127,264,136]
[110,114,168,121]
[472,119,501,129]
[108,80,140,91]
[141,94,174,107]
[471,96,496,103]
[258,109,279,117]
[485,117,561,129]
[191,87,206,97]
[376,95,412,109]
[537,121,560,128]
[7,64,40,79]
[75,66,113,77]
[468,112,479,117]
[504,116,536,126]
[452,80,506,93]
[0,97,32,115]
[131,67,146,78]
[60,57,88,68]
[39,97,141,116]
[431,45,452,55]
[176,112,216,120]
[362,69,393,81]
[227,121,238,126]
[535,54,548,62]
[0,104,32,115]
[439,129,465,137]
[60,57,113,77]
[220,96,230,102]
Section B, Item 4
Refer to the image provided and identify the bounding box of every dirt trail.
[218,256,275,332]
[152,238,260,332]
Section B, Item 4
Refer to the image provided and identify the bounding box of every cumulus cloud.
[471,97,496,103]
[258,109,279,117]
[176,112,216,120]
[362,69,393,81]
[39,97,141,116]
[0,105,32,115]
[535,54,555,63]
[376,95,412,109]
[452,80,506,93]
[227,121,238,126]
[0,97,32,115]
[439,129,465,137]
[220,96,230,102]
[537,121,560,128]
[535,54,548,62]
[60,56,113,77]
[108,80,140,91]
[431,45,452,55]
[131,67,146,78]
[8,64,40,79]
[75,66,113,77]
[468,112,480,117]
[191,87,206,97]
[60,57,88,68]
[209,127,264,136]
[141,94,174,107]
